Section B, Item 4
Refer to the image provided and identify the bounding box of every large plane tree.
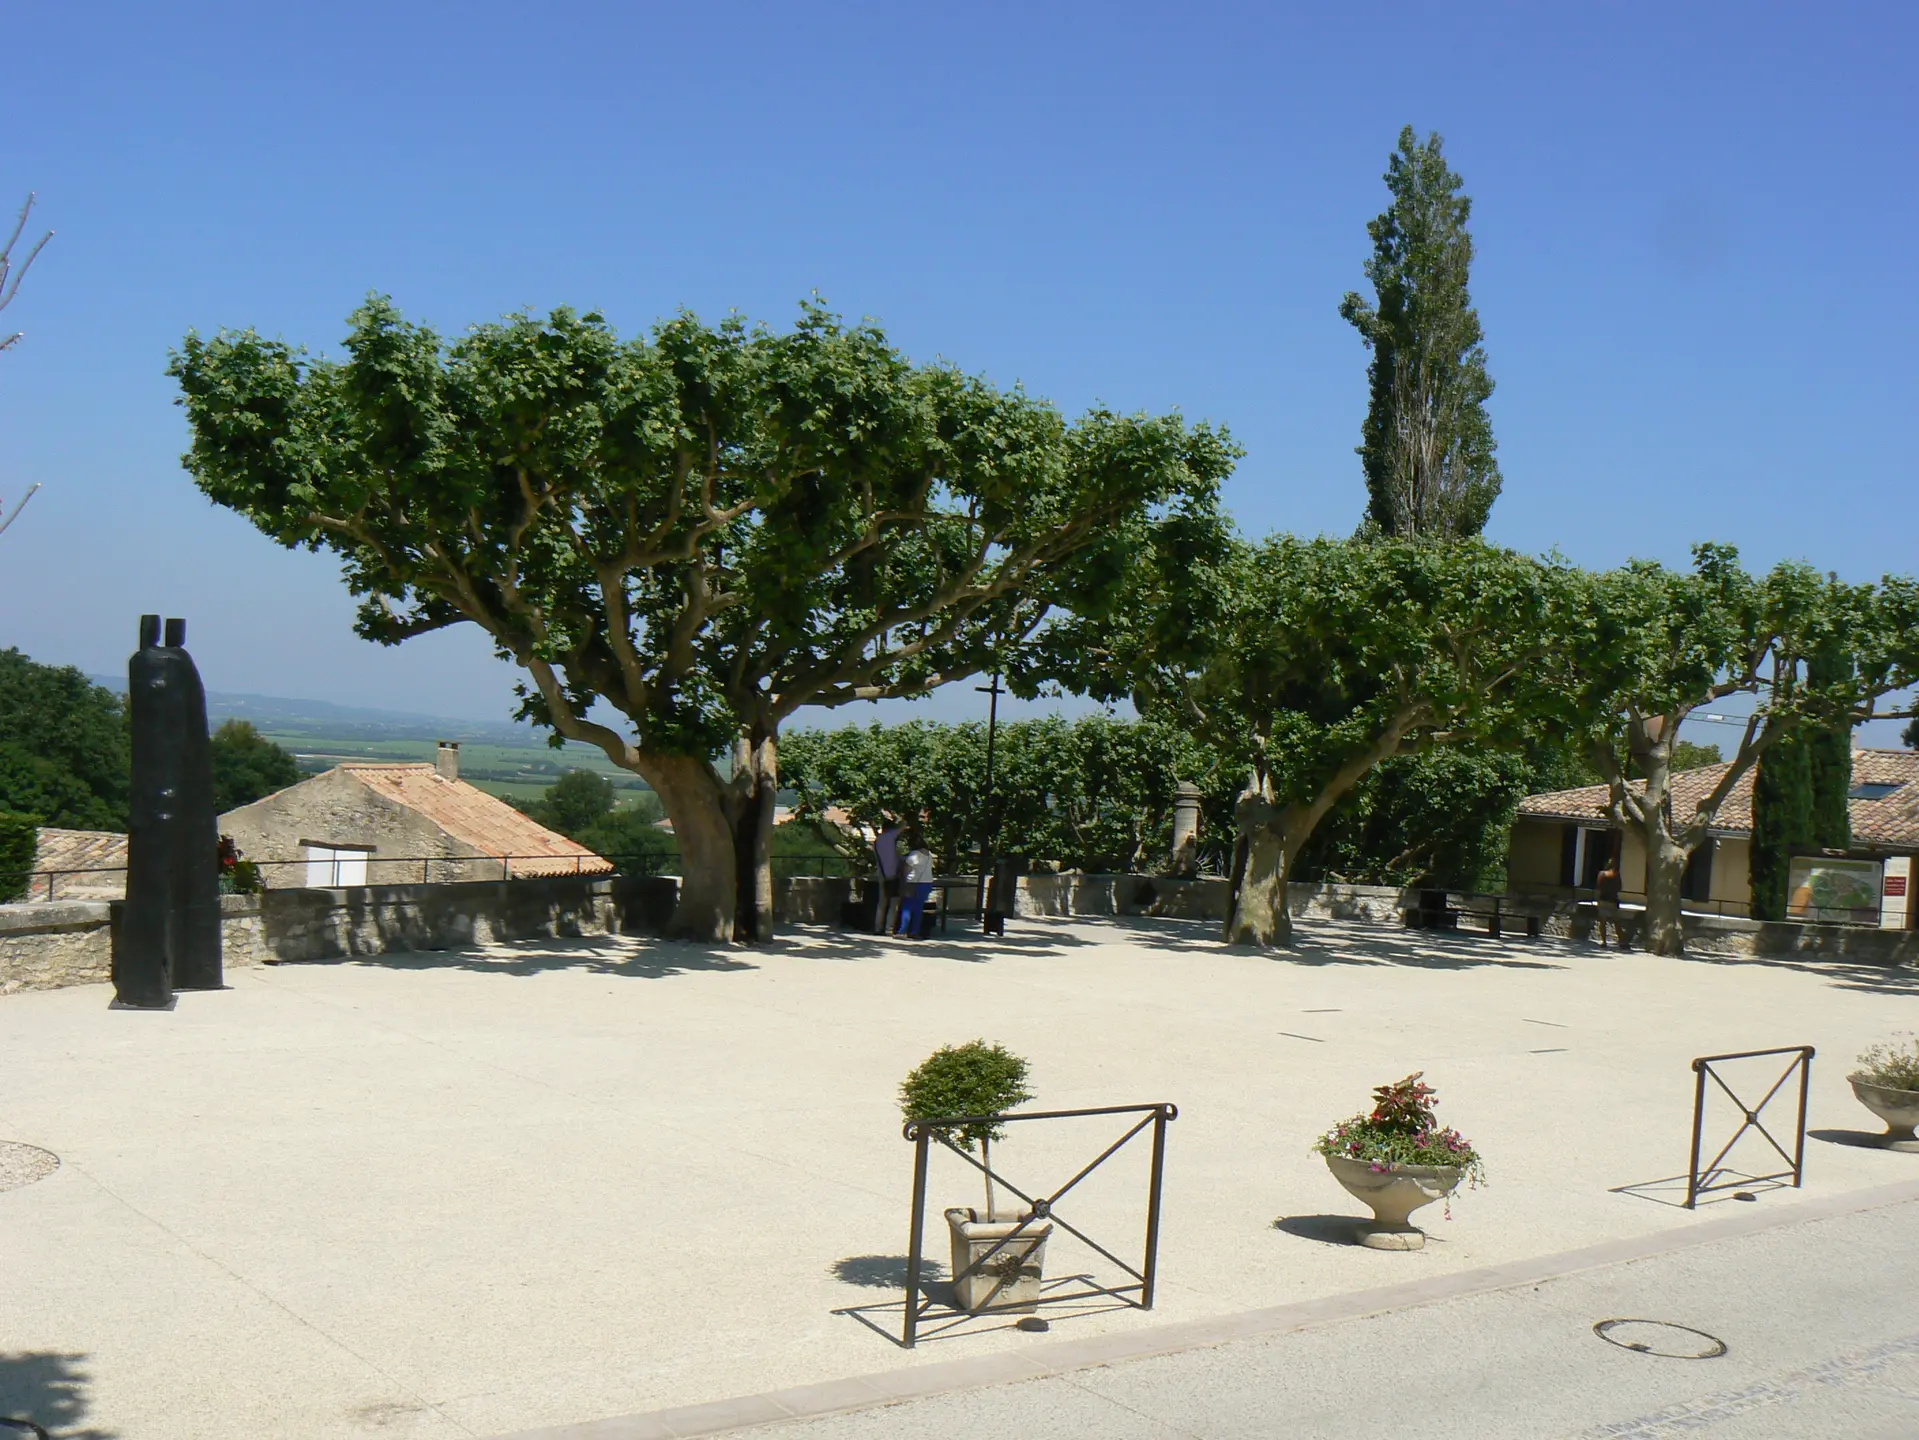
[171,298,1234,940]
[1050,530,1574,946]
[1554,546,1919,955]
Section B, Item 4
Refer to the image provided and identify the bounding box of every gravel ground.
[0,1140,59,1192]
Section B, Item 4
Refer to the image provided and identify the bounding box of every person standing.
[1595,856,1627,950]
[873,820,903,934]
[896,832,936,939]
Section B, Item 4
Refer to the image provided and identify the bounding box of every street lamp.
[976,670,1002,928]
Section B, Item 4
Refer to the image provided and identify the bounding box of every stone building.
[24,828,130,901]
[1508,748,1918,927]
[218,741,613,888]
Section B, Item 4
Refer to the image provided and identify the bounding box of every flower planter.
[1324,1154,1461,1250]
[1848,1075,1919,1152]
[946,1207,1053,1312]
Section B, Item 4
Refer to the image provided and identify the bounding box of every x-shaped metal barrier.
[1686,1045,1813,1208]
[901,1102,1176,1348]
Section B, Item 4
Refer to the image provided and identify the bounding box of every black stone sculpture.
[115,615,222,1008]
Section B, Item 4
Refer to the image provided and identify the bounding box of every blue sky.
[0,2,1912,740]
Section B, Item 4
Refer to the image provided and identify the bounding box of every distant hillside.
[90,677,533,745]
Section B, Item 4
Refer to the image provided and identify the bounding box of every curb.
[488,1175,1919,1439]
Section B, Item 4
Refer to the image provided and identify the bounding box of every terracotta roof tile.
[25,828,129,899]
[339,764,613,877]
[1517,748,1919,849]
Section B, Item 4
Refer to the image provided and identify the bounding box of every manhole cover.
[0,1141,60,1194]
[1594,1318,1727,1359]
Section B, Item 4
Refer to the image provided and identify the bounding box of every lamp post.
[976,670,1002,925]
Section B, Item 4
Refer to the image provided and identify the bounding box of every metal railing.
[6,848,888,900]
[900,1101,1176,1348]
[1685,1045,1813,1208]
[4,851,680,902]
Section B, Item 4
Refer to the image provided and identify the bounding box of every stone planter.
[1324,1154,1461,1250]
[946,1207,1053,1312]
[1848,1075,1919,1152]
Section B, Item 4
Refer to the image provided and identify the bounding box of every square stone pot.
[945,1207,1053,1313]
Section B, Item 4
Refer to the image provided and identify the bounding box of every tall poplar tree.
[1340,127,1501,538]
[1749,713,1811,922]
[1805,642,1853,849]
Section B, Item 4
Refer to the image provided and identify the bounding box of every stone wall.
[1,896,266,995]
[8,870,1916,996]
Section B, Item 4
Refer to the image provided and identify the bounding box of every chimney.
[435,741,460,781]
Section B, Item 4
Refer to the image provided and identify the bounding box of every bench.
[1400,890,1543,939]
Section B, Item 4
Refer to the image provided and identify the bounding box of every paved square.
[3,917,1916,1438]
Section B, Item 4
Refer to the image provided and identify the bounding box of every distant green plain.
[258,731,656,808]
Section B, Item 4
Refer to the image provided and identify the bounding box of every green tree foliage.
[1066,533,1572,945]
[1550,546,1918,954]
[0,809,37,901]
[0,649,130,829]
[1749,644,1853,923]
[209,719,304,813]
[1805,644,1853,849]
[1299,745,1586,892]
[170,299,1232,943]
[569,805,679,877]
[533,768,615,834]
[518,779,674,874]
[1668,740,1724,772]
[780,714,1237,874]
[1749,717,1811,922]
[1905,718,1918,750]
[899,1039,1033,1215]
[1340,127,1501,538]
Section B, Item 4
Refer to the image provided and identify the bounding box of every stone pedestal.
[1169,782,1203,878]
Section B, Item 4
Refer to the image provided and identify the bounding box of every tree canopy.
[1340,127,1501,539]
[781,714,1237,875]
[0,648,130,830]
[209,720,303,813]
[170,298,1234,940]
[1549,545,1919,952]
[1058,531,1572,944]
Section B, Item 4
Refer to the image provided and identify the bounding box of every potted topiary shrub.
[1312,1072,1485,1250]
[1849,1038,1919,1151]
[899,1039,1048,1312]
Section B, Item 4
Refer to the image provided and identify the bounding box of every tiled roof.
[1517,748,1919,849]
[27,828,129,900]
[340,764,614,877]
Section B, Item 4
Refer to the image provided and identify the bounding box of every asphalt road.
[731,1193,1919,1440]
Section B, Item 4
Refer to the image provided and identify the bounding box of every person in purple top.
[873,821,902,933]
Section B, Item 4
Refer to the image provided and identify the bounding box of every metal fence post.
[903,1125,931,1349]
[1686,1060,1708,1209]
[1142,1104,1169,1308]
[1793,1049,1812,1187]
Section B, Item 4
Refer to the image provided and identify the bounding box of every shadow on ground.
[1810,1127,1897,1150]
[0,1352,114,1439]
[1675,950,1919,997]
[280,935,762,981]
[1608,1172,1788,1209]
[1271,1213,1364,1246]
[1280,926,1567,972]
[831,1254,949,1291]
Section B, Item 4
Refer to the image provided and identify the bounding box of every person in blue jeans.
[896,832,935,939]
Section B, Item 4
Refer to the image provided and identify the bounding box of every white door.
[304,845,371,887]
[304,845,335,887]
